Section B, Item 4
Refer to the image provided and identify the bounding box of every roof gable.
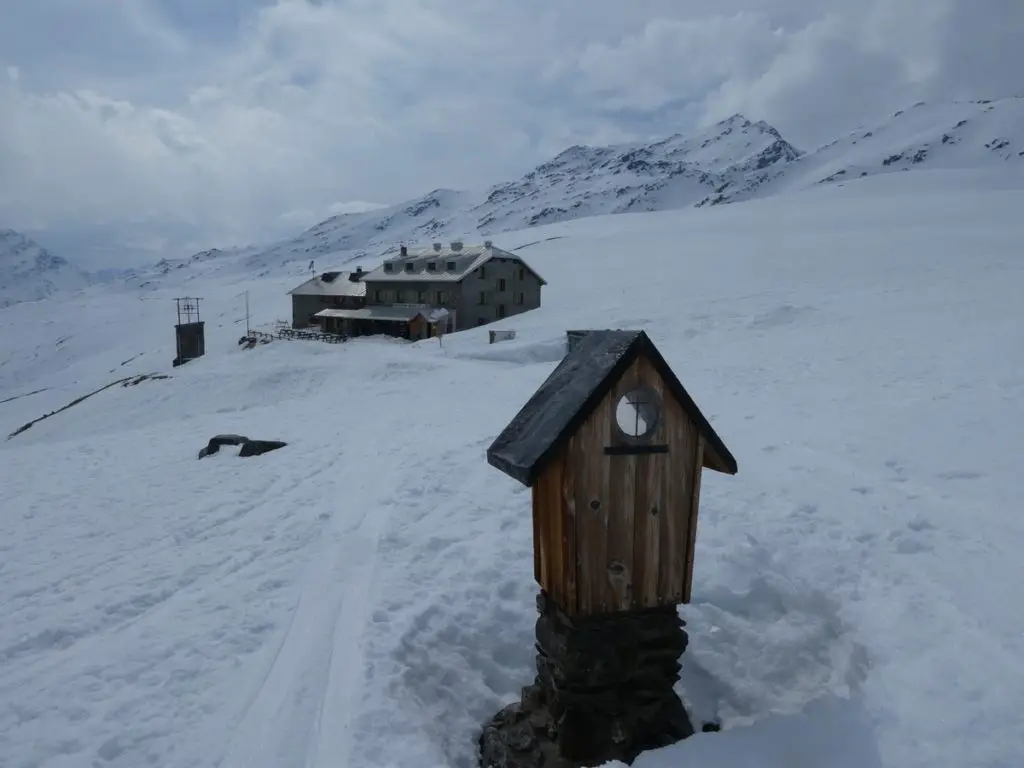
[486,330,737,486]
[289,270,367,297]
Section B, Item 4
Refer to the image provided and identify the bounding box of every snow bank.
[606,694,882,768]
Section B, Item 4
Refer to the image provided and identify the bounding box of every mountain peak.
[0,229,92,308]
[717,113,752,126]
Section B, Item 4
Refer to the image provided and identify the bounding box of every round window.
[614,386,661,441]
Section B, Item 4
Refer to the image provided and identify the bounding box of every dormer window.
[384,262,394,273]
[427,262,437,272]
[405,263,415,273]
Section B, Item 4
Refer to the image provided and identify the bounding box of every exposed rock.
[238,439,288,457]
[479,591,694,768]
[198,434,249,459]
[198,435,287,459]
[121,374,171,387]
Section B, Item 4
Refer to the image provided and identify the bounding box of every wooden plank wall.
[571,392,613,615]
[683,437,704,603]
[634,356,698,608]
[534,352,705,617]
[567,355,700,617]
[532,447,576,610]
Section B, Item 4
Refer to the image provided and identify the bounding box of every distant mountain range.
[3,96,1022,304]
[0,229,94,308]
[233,96,1024,272]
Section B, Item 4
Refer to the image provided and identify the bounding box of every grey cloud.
[0,0,1017,266]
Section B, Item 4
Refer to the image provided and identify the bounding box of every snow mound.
[611,694,882,768]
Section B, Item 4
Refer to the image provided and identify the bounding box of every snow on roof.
[362,243,546,285]
[288,270,368,297]
[314,306,450,323]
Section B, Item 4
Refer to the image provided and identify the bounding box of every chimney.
[400,245,407,257]
[484,240,492,248]
[432,242,442,252]
[450,240,463,251]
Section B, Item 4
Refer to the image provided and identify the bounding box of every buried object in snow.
[197,434,287,459]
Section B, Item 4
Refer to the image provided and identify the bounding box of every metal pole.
[245,291,250,335]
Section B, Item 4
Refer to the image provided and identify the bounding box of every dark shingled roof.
[486,330,738,486]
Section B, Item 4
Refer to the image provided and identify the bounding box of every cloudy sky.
[0,0,1019,266]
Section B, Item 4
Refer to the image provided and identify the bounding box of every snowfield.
[2,169,1024,767]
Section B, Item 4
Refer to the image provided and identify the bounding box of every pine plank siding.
[487,330,737,619]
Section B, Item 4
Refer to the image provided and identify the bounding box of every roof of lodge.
[361,242,546,285]
[288,269,368,297]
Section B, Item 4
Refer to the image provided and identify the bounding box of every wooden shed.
[486,329,737,618]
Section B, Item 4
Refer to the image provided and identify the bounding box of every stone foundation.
[479,592,694,768]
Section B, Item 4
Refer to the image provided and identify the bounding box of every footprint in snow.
[936,470,984,481]
[888,518,935,554]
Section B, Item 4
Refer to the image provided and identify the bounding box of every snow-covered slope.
[772,97,1024,192]
[2,168,1023,768]
[233,96,1024,271]
[0,228,93,308]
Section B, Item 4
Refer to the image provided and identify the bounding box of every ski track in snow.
[218,451,386,768]
[2,173,1024,767]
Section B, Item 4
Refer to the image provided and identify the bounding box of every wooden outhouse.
[486,330,737,618]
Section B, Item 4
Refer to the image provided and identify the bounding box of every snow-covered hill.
[0,228,93,308]
[770,97,1024,193]
[2,168,1023,768]
[234,96,1024,271]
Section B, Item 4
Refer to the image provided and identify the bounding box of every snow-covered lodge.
[287,241,545,340]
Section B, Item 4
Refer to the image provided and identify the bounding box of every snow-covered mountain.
[241,117,801,270]
[766,97,1024,194]
[236,96,1024,271]
[0,229,93,308]
[12,96,1024,294]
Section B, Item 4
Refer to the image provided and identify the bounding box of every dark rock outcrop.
[238,439,288,457]
[198,435,288,459]
[197,434,249,459]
